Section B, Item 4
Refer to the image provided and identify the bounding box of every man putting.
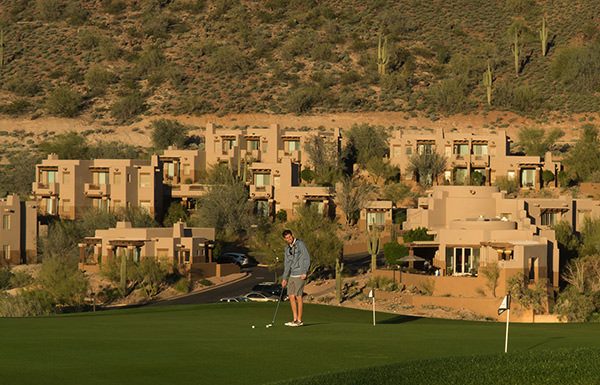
[281,229,311,327]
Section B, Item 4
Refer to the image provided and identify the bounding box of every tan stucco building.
[0,195,37,266]
[32,154,163,219]
[390,128,561,187]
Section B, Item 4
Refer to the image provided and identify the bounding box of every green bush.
[174,278,191,293]
[198,278,213,286]
[9,270,33,289]
[301,169,315,184]
[427,76,472,114]
[110,92,146,122]
[151,119,189,150]
[0,99,32,117]
[46,87,82,118]
[4,78,43,97]
[0,290,55,317]
[551,43,600,92]
[286,86,322,113]
[494,82,542,113]
[36,0,64,21]
[37,256,89,307]
[383,241,409,265]
[207,45,250,74]
[85,65,119,96]
[494,176,519,194]
[0,268,13,290]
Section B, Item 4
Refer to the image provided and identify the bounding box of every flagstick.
[372,296,376,326]
[504,308,510,353]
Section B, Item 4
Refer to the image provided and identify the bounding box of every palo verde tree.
[562,124,600,183]
[407,152,447,186]
[304,134,341,186]
[335,174,373,226]
[151,119,189,150]
[343,123,389,169]
[517,127,563,157]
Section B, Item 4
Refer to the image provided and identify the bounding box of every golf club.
[266,287,285,328]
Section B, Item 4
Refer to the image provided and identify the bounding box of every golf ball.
[266,325,270,328]
[252,325,255,328]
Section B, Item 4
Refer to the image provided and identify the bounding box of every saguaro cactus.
[511,33,522,76]
[539,17,548,57]
[120,252,127,296]
[335,256,344,303]
[367,230,381,273]
[0,28,4,68]
[483,61,493,105]
[377,35,389,76]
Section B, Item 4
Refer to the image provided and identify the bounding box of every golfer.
[281,229,311,327]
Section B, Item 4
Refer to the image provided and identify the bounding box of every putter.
[266,288,285,328]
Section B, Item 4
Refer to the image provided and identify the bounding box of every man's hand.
[282,280,287,287]
[301,274,306,280]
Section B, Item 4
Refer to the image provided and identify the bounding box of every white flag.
[368,289,374,298]
[498,294,511,315]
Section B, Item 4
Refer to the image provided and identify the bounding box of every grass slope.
[0,303,598,385]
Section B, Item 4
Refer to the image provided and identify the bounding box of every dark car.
[252,282,287,299]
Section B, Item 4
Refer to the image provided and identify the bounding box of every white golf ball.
[266,325,270,328]
[252,325,255,328]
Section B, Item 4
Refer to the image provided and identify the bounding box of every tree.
[0,151,41,197]
[343,124,389,169]
[163,202,189,227]
[383,241,409,265]
[407,152,447,186]
[46,87,82,117]
[151,119,189,150]
[366,157,398,185]
[381,182,412,206]
[480,263,500,297]
[38,256,89,307]
[517,127,563,156]
[304,134,340,186]
[38,132,89,160]
[191,182,254,238]
[562,124,600,183]
[335,175,373,226]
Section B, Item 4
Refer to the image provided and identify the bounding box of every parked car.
[242,292,279,302]
[219,297,250,303]
[218,252,249,267]
[252,282,286,297]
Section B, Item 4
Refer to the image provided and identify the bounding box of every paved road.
[146,251,375,307]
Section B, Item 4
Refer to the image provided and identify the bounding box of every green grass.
[0,304,599,385]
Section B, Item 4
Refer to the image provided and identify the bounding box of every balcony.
[278,149,301,163]
[171,183,208,199]
[250,185,274,199]
[450,154,469,166]
[471,154,489,167]
[32,182,59,196]
[84,183,111,197]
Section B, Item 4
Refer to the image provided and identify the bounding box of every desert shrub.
[45,87,82,118]
[110,92,146,122]
[64,2,89,25]
[102,0,127,14]
[9,270,33,288]
[207,45,250,74]
[494,82,542,113]
[151,119,189,150]
[38,131,89,159]
[78,29,101,50]
[554,285,599,322]
[470,170,484,186]
[174,278,191,293]
[427,76,472,114]
[131,259,169,297]
[36,0,64,21]
[0,290,55,317]
[551,44,600,92]
[0,268,13,290]
[163,201,190,227]
[98,38,121,61]
[198,278,213,286]
[301,169,315,184]
[285,86,322,113]
[38,256,89,307]
[4,78,43,97]
[506,273,548,313]
[85,65,119,96]
[494,175,519,194]
[542,170,555,186]
[0,99,32,117]
[403,227,433,242]
[276,209,287,222]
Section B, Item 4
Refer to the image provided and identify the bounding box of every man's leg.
[289,295,298,321]
[296,295,303,322]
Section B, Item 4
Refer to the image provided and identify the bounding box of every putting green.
[0,303,598,384]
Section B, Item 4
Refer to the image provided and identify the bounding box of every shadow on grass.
[379,315,422,324]
[527,336,565,350]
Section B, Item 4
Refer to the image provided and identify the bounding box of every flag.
[368,289,374,298]
[498,293,511,315]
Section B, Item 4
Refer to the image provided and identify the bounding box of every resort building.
[390,128,562,188]
[0,195,37,266]
[32,154,163,219]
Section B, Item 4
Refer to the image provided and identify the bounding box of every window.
[222,139,236,152]
[273,176,280,189]
[2,245,9,260]
[454,144,468,155]
[248,140,260,151]
[454,168,468,185]
[405,146,412,155]
[309,201,324,214]
[183,165,190,175]
[445,146,452,157]
[262,142,268,153]
[133,247,141,263]
[47,170,57,183]
[2,215,10,230]
[417,143,433,155]
[167,163,175,178]
[254,173,270,187]
[284,140,300,154]
[541,211,557,226]
[114,173,122,185]
[140,201,151,213]
[367,212,385,225]
[98,172,109,185]
[473,144,488,155]
[448,247,480,275]
[140,173,151,188]
[256,200,269,217]
[45,198,55,215]
[521,169,536,187]
[94,198,110,213]
[62,172,71,184]
[393,146,402,158]
[444,170,452,183]
[507,171,516,180]
[113,200,121,210]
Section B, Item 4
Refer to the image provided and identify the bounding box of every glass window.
[521,169,536,187]
[405,146,412,155]
[256,200,269,217]
[285,140,300,153]
[473,144,488,155]
[47,171,57,183]
[248,140,260,151]
[454,168,468,185]
[454,144,468,155]
[541,212,557,226]
[262,142,268,153]
[62,200,71,213]
[309,201,324,214]
[417,143,433,155]
[3,245,9,260]
[507,171,516,180]
[452,247,478,274]
[114,173,122,185]
[98,172,109,185]
[254,173,270,186]
[46,198,55,214]
[367,212,385,225]
[273,176,280,188]
[183,165,190,175]
[140,173,151,188]
[2,215,10,230]
[393,146,402,158]
[140,201,151,213]
[167,163,175,177]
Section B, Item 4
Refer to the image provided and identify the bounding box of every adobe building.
[159,147,208,208]
[402,186,561,292]
[390,128,562,188]
[79,221,233,278]
[0,194,37,265]
[249,158,333,219]
[32,154,163,219]
[359,200,394,234]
